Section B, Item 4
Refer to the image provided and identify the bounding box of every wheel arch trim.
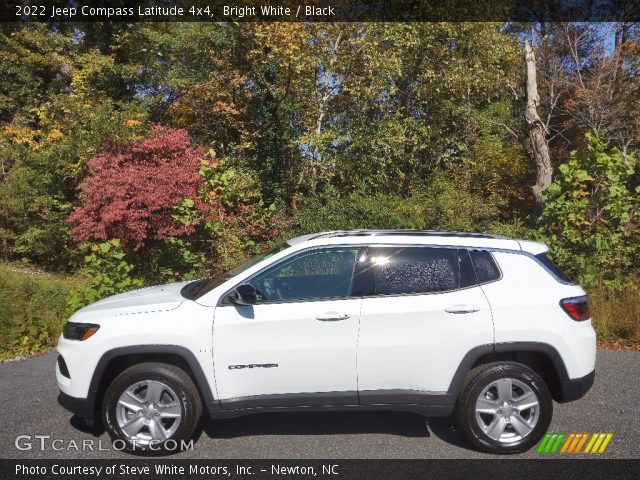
[446,341,570,398]
[86,344,217,418]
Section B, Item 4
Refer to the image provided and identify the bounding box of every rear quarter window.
[468,250,501,283]
[534,253,573,284]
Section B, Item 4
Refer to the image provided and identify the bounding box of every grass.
[588,282,640,349]
[0,263,87,361]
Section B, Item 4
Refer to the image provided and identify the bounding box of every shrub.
[67,239,144,313]
[293,190,424,234]
[67,126,204,250]
[170,159,282,276]
[0,263,87,360]
[540,133,639,285]
[293,175,503,235]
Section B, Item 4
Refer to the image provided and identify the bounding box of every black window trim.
[216,242,571,305]
[217,245,366,306]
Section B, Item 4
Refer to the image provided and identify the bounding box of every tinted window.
[459,249,476,288]
[469,250,501,283]
[369,247,460,295]
[250,248,359,302]
[182,244,289,300]
[535,253,573,283]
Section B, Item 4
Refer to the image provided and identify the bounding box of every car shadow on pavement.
[69,415,106,437]
[66,411,476,453]
[202,411,475,450]
[424,417,476,451]
[202,411,428,438]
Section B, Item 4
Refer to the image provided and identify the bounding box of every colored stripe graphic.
[550,433,565,453]
[538,433,613,455]
[584,433,614,454]
[597,433,613,453]
[567,433,582,453]
[537,433,551,453]
[574,433,589,453]
[560,433,574,453]
[584,433,598,453]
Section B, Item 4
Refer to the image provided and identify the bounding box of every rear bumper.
[57,391,95,419]
[556,369,595,403]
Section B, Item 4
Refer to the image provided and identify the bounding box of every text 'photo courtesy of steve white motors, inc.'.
[0,0,639,479]
[14,462,339,477]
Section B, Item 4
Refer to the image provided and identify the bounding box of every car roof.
[286,230,547,254]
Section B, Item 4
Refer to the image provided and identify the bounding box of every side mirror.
[230,283,258,305]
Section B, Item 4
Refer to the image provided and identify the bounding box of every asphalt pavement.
[0,349,638,459]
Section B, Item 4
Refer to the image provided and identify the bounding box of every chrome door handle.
[445,304,480,314]
[316,312,351,321]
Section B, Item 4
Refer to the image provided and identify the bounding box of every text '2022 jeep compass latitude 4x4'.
[56,230,596,454]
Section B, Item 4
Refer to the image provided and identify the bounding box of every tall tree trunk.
[524,38,553,214]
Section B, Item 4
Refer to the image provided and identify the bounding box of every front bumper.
[556,369,595,403]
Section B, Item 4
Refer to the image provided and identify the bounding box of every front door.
[213,247,363,409]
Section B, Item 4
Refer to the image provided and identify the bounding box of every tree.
[524,38,553,212]
[0,26,145,270]
[68,126,204,250]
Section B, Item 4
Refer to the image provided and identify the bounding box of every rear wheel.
[456,361,552,454]
[103,362,202,454]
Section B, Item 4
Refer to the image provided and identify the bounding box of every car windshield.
[180,243,289,301]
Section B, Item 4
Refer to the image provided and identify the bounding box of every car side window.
[249,248,360,302]
[369,247,461,295]
[468,250,501,283]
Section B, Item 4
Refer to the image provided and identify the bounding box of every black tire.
[103,362,202,455]
[456,361,552,454]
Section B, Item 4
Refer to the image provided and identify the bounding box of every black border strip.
[2,0,639,23]
[2,459,639,480]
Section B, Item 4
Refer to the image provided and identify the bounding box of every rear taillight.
[560,296,591,321]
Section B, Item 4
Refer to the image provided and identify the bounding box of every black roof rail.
[310,230,503,240]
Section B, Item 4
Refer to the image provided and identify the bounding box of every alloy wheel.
[474,377,540,443]
[115,380,182,445]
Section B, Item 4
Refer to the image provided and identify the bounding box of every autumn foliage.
[68,126,204,249]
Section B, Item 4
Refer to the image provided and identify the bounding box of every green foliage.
[0,23,147,271]
[294,191,424,234]
[158,237,206,282]
[0,263,87,360]
[540,133,639,285]
[170,159,282,275]
[67,240,143,312]
[419,174,504,232]
[293,175,504,234]
[199,159,246,208]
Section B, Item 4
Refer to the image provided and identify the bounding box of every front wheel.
[456,361,552,454]
[103,362,202,454]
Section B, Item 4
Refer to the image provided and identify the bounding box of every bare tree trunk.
[524,38,553,214]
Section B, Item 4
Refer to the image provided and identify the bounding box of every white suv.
[56,230,596,454]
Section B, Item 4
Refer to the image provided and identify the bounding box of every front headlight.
[63,322,100,341]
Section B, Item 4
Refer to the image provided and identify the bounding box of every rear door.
[213,247,364,408]
[356,246,494,402]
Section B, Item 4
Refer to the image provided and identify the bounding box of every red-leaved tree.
[68,126,205,250]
